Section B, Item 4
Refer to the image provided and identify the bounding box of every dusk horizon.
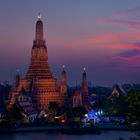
[0,1,140,140]
[0,0,140,87]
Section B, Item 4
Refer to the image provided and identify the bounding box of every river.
[0,131,138,140]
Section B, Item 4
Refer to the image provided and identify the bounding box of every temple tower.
[60,65,68,105]
[82,68,90,108]
[25,14,53,80]
[60,65,67,95]
[7,14,64,110]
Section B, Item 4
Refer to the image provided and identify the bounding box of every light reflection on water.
[0,131,138,140]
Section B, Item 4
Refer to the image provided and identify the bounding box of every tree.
[47,102,59,117]
[48,102,58,111]
[1,102,25,126]
[125,89,140,125]
[72,106,87,117]
[102,95,127,116]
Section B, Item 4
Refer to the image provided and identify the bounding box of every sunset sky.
[0,0,140,86]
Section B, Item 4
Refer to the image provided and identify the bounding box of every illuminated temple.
[7,15,67,111]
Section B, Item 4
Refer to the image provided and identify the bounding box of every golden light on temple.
[7,15,67,111]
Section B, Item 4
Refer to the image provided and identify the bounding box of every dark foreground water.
[0,131,138,140]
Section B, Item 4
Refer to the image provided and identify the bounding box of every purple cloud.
[95,6,140,29]
[117,6,140,17]
[119,49,140,58]
[109,19,140,29]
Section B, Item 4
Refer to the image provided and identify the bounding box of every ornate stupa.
[82,68,90,108]
[7,14,66,111]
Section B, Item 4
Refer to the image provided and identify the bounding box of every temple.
[7,15,66,111]
[82,68,90,108]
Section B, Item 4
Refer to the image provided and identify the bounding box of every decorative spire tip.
[37,13,42,20]
[83,67,86,71]
[62,65,66,69]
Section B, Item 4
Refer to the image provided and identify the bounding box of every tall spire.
[82,67,90,108]
[36,13,43,41]
[60,65,67,95]
[60,65,68,106]
[61,65,67,83]
[82,67,87,83]
[82,67,88,93]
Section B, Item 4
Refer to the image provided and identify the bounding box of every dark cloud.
[119,49,140,58]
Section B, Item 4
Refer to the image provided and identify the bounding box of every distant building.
[90,93,97,106]
[72,89,82,108]
[71,68,90,109]
[111,84,126,97]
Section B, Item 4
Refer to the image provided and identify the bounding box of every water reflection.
[0,131,137,140]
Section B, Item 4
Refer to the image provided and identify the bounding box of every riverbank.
[97,123,139,131]
[0,125,68,133]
